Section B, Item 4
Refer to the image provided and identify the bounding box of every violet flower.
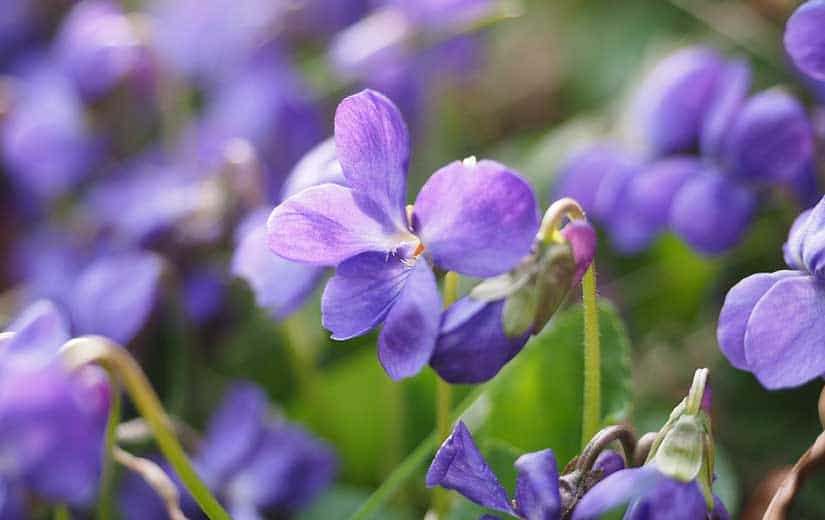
[431,219,596,383]
[718,194,825,389]
[267,89,539,380]
[120,382,336,518]
[427,421,624,519]
[785,0,825,82]
[0,301,110,508]
[53,0,146,99]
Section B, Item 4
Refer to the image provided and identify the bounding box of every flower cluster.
[267,89,595,382]
[120,382,337,519]
[555,46,818,255]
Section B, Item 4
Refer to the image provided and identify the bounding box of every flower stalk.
[581,263,601,448]
[96,379,122,520]
[434,270,459,518]
[60,336,231,520]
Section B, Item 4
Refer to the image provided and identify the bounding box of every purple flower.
[0,301,110,507]
[1,63,101,202]
[267,90,539,380]
[785,0,825,82]
[426,421,563,519]
[232,139,345,320]
[572,466,727,520]
[718,194,825,389]
[631,46,726,156]
[120,382,336,518]
[431,220,596,383]
[0,0,37,60]
[53,1,146,98]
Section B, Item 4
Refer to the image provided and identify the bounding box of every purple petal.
[701,60,751,158]
[554,145,636,218]
[800,195,825,278]
[431,298,529,384]
[593,450,625,478]
[785,0,825,81]
[233,216,324,320]
[197,382,268,487]
[745,274,825,389]
[784,208,813,270]
[633,47,725,155]
[334,89,410,231]
[669,172,756,255]
[711,495,730,520]
[426,421,514,515]
[70,252,164,344]
[717,271,802,371]
[513,449,561,520]
[414,159,540,277]
[377,258,441,380]
[724,89,814,184]
[267,184,410,266]
[571,466,661,520]
[627,156,700,231]
[624,477,708,520]
[4,300,70,362]
[183,268,227,324]
[280,138,346,199]
[321,252,412,340]
[561,221,596,287]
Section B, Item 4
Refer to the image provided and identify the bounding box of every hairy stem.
[60,336,230,520]
[434,271,459,518]
[581,264,601,448]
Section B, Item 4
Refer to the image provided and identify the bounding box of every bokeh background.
[1,0,823,518]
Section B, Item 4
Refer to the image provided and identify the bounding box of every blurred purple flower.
[148,0,284,83]
[785,0,825,82]
[183,267,228,324]
[1,63,101,202]
[718,194,825,389]
[0,301,110,508]
[120,382,336,518]
[427,421,566,519]
[0,0,37,61]
[572,466,729,520]
[267,90,539,380]
[54,0,147,99]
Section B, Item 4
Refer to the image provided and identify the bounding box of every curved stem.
[60,336,231,520]
[96,379,122,520]
[577,424,637,473]
[54,505,70,520]
[434,271,459,518]
[581,264,601,449]
[114,447,189,520]
[537,197,586,243]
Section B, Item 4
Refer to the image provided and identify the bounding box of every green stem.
[96,380,122,520]
[350,381,489,520]
[60,336,231,520]
[54,505,70,520]
[581,263,601,448]
[434,271,459,517]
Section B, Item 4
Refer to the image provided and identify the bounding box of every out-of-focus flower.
[572,369,728,520]
[148,0,285,83]
[14,233,164,345]
[718,194,825,389]
[54,0,147,99]
[232,139,345,320]
[431,218,596,383]
[0,0,38,61]
[120,382,336,518]
[267,90,539,380]
[785,0,825,82]
[183,267,228,324]
[0,301,110,508]
[556,48,817,255]
[1,63,101,202]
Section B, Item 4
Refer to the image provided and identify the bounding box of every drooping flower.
[718,194,825,389]
[427,421,625,519]
[572,369,728,520]
[267,89,539,380]
[0,301,111,509]
[120,382,336,519]
[785,0,825,82]
[430,218,596,383]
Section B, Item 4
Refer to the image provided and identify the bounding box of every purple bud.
[785,0,825,82]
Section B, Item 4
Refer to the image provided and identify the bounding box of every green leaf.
[484,301,633,465]
[299,486,413,520]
